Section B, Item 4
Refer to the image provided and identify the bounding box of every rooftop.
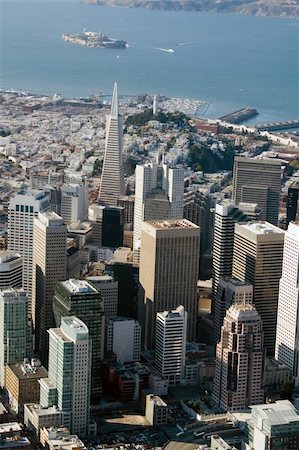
[63,278,98,294]
[237,221,285,236]
[251,400,299,427]
[147,219,199,230]
[0,251,21,264]
[8,362,48,380]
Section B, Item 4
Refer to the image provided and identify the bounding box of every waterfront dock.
[218,108,258,124]
[255,120,299,132]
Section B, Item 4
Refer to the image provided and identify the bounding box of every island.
[62,31,127,49]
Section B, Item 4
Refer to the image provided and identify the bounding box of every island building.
[275,221,299,386]
[106,317,141,363]
[155,305,187,386]
[53,279,104,400]
[0,289,31,387]
[32,212,67,364]
[286,180,299,227]
[139,219,200,349]
[8,190,50,310]
[212,297,265,411]
[98,82,125,206]
[86,275,118,317]
[213,277,253,344]
[39,317,91,436]
[61,182,88,225]
[133,162,184,249]
[232,157,281,225]
[232,221,284,355]
[0,251,22,290]
[248,400,299,450]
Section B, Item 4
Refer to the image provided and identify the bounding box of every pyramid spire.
[110,82,118,118]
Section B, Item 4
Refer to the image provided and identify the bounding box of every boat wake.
[154,47,175,53]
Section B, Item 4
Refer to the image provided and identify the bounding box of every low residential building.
[24,404,64,437]
[40,427,86,449]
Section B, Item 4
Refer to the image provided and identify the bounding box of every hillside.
[86,0,299,18]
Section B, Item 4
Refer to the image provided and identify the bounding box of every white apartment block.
[155,305,187,386]
[106,317,141,362]
[133,162,184,248]
[8,190,50,309]
[275,222,299,386]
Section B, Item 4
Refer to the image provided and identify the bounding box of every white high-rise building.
[155,305,187,386]
[61,183,87,225]
[98,83,125,206]
[275,222,299,386]
[8,190,50,309]
[40,317,91,435]
[0,289,30,386]
[106,317,141,363]
[133,162,184,248]
[212,298,265,411]
[0,251,22,290]
[32,212,67,362]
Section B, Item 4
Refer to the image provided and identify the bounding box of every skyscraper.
[232,157,281,224]
[98,83,125,206]
[106,317,141,363]
[61,182,87,225]
[53,279,104,400]
[32,212,67,362]
[212,200,249,307]
[155,305,187,386]
[275,222,299,386]
[214,277,253,344]
[212,298,265,411]
[0,289,30,386]
[40,316,91,435]
[133,162,184,248]
[139,219,200,349]
[8,190,50,309]
[286,181,299,227]
[232,222,284,354]
[0,251,22,290]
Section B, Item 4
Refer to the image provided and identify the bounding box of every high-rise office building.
[40,317,91,435]
[86,275,118,317]
[8,190,50,309]
[0,251,22,290]
[32,212,67,362]
[98,83,125,206]
[117,196,135,227]
[275,222,299,386]
[61,183,87,225]
[43,185,62,215]
[106,317,141,363]
[214,277,253,344]
[232,222,284,354]
[53,279,104,400]
[212,298,265,411]
[139,219,200,349]
[155,305,187,386]
[0,289,30,386]
[133,162,184,248]
[286,181,299,227]
[212,200,249,308]
[232,157,281,224]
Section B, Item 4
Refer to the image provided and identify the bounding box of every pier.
[255,120,299,132]
[218,108,258,124]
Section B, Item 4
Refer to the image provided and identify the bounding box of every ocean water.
[0,0,298,123]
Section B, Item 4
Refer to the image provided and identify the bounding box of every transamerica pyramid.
[98,82,125,206]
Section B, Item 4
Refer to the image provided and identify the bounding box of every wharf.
[219,108,258,124]
[255,120,299,131]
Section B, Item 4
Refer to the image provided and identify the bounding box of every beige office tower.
[139,219,200,349]
[232,222,284,355]
[8,191,50,311]
[98,82,125,206]
[232,157,281,225]
[32,212,67,363]
[212,298,265,411]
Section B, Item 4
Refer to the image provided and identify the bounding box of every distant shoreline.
[84,0,299,19]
